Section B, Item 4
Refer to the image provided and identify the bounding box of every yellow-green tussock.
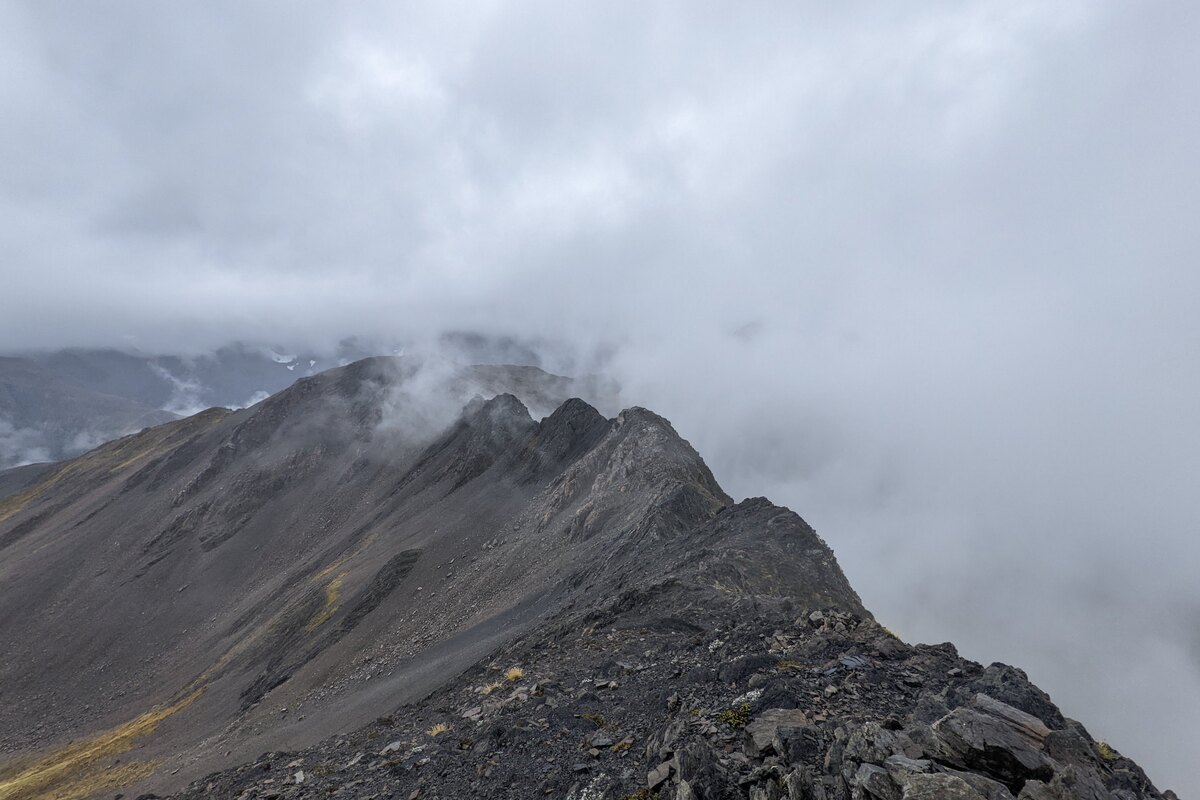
[717,703,751,729]
[0,688,203,800]
[305,573,346,632]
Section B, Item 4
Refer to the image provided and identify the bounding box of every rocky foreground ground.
[172,603,1169,800]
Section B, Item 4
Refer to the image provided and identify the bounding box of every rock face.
[0,358,1171,800]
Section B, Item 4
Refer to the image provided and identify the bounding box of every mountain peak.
[471,391,532,423]
[0,359,1170,800]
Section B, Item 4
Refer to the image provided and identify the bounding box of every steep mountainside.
[0,358,1172,800]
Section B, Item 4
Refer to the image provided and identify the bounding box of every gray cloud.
[0,417,51,467]
[1,1,1198,792]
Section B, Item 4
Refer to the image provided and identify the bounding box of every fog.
[1,1,1198,792]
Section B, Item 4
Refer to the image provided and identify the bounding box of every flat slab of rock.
[972,694,1051,744]
[933,694,1054,787]
[745,708,810,756]
[896,772,990,800]
[648,760,672,789]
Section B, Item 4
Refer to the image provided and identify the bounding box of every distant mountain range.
[0,357,1171,800]
[0,334,584,469]
[0,355,179,468]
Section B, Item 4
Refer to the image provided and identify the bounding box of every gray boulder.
[746,709,811,757]
[896,773,991,800]
[933,694,1056,789]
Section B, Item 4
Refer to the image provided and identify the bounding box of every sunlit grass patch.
[0,689,202,800]
[305,573,346,632]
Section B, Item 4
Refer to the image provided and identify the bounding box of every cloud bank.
[1,1,1197,792]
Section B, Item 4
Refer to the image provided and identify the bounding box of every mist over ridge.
[1,2,1198,795]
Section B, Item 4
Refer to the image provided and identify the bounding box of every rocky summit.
[0,358,1174,800]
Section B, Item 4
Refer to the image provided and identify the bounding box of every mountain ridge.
[0,358,1170,800]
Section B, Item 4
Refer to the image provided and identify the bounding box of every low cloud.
[1,1,1197,792]
[0,418,52,468]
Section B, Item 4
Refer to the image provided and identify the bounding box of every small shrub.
[428,722,451,737]
[623,790,653,800]
[717,703,751,729]
[479,681,503,695]
[580,712,608,728]
[1097,741,1119,761]
[505,666,525,682]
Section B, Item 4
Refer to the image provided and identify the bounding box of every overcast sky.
[2,1,1198,793]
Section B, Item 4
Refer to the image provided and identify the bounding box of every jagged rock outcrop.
[0,357,1172,800]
